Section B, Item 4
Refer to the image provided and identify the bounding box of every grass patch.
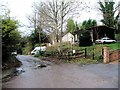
[46,42,119,53]
[79,42,120,51]
[103,42,120,51]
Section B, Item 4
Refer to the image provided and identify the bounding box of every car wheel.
[103,41,105,44]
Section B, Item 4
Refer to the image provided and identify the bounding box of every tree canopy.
[29,29,50,49]
[80,19,97,30]
[66,19,76,33]
[2,16,21,62]
[98,1,119,29]
[29,0,87,44]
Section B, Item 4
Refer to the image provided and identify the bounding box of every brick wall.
[103,47,120,64]
[109,50,120,62]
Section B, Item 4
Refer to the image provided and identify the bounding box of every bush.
[2,17,21,63]
[35,43,40,47]
[115,34,120,41]
[79,31,92,46]
[22,44,32,55]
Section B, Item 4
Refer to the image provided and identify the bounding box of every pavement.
[2,55,118,88]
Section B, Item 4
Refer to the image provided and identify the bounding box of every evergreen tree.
[80,19,97,30]
[2,17,21,62]
[98,1,119,28]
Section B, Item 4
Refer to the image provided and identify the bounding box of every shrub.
[79,31,92,46]
[115,34,120,41]
[22,44,32,55]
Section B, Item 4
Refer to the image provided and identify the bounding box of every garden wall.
[109,50,120,62]
[103,47,120,64]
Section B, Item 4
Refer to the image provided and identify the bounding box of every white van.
[31,46,46,55]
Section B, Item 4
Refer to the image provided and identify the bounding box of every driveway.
[2,55,118,88]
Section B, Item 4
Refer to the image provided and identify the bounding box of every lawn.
[71,42,119,51]
[93,42,120,51]
[46,42,120,57]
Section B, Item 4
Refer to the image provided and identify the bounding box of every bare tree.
[32,0,86,44]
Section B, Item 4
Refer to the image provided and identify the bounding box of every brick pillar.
[103,47,110,64]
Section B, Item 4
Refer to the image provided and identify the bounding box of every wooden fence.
[43,46,119,64]
[44,47,103,61]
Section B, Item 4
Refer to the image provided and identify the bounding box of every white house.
[62,32,74,44]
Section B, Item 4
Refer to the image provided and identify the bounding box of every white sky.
[0,0,119,36]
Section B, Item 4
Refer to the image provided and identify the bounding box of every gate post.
[103,46,110,64]
[85,48,87,58]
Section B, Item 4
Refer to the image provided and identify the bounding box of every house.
[88,25,116,43]
[118,6,120,33]
[62,32,75,44]
[49,32,75,45]
[119,16,120,33]
[73,25,116,44]
[73,29,82,43]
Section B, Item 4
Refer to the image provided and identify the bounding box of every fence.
[43,46,103,62]
[43,46,119,63]
[84,47,103,60]
[60,49,85,60]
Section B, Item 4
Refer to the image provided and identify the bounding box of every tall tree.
[92,20,97,26]
[66,18,75,33]
[2,15,21,62]
[28,2,48,48]
[31,0,86,44]
[29,29,49,50]
[80,20,87,30]
[98,1,119,29]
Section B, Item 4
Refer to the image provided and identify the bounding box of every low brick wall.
[103,47,120,64]
[109,50,120,62]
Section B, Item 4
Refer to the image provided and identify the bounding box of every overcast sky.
[0,0,119,36]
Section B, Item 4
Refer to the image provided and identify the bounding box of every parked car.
[95,37,116,44]
[11,51,17,55]
[31,46,46,55]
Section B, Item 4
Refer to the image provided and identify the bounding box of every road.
[2,55,118,88]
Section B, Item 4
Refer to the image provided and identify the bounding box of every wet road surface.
[2,55,118,88]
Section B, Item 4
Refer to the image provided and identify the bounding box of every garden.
[35,42,120,65]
